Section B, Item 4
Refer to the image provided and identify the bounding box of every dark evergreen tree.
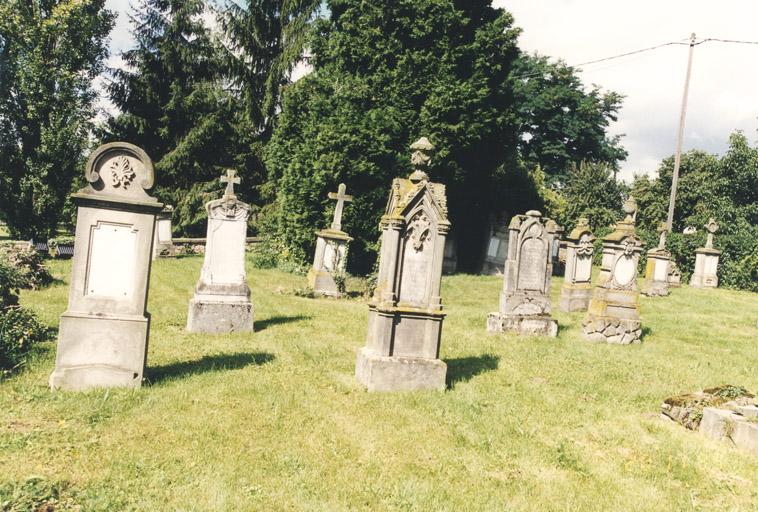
[105,0,235,235]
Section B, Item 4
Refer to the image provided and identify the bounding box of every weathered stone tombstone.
[668,261,682,287]
[551,224,565,276]
[642,222,671,297]
[50,142,163,390]
[559,217,595,312]
[355,137,450,392]
[307,183,353,297]
[690,218,720,288]
[481,212,510,275]
[186,169,253,333]
[486,210,558,337]
[152,205,175,259]
[582,197,644,344]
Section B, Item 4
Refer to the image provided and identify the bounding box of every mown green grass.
[1,257,757,511]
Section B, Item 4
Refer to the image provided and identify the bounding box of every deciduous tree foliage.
[0,0,114,239]
[632,131,758,291]
[265,0,628,272]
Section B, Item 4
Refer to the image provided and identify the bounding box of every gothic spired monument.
[582,197,644,344]
[355,137,451,392]
[307,183,354,296]
[50,142,163,390]
[486,210,559,336]
[690,218,720,288]
[186,169,254,333]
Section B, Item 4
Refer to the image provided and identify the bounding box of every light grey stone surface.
[700,407,758,456]
[308,183,353,297]
[152,205,175,259]
[690,218,720,288]
[642,226,671,297]
[356,137,450,392]
[186,169,253,333]
[582,197,644,344]
[487,210,558,337]
[560,217,595,312]
[50,142,163,391]
[668,261,682,287]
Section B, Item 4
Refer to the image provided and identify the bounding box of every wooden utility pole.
[666,33,697,231]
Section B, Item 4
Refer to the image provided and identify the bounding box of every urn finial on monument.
[409,137,434,183]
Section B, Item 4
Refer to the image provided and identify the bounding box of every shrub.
[0,305,50,376]
[0,245,53,289]
[0,260,22,307]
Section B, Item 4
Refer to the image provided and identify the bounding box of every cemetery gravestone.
[668,261,682,287]
[689,218,720,288]
[582,197,644,344]
[186,169,253,333]
[642,223,671,297]
[559,218,594,312]
[487,210,558,336]
[49,142,163,390]
[152,205,175,259]
[307,183,353,296]
[355,137,450,392]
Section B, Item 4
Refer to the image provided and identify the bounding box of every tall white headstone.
[186,169,253,333]
[690,218,720,288]
[49,142,163,391]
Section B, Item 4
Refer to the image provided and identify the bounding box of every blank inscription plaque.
[87,222,137,298]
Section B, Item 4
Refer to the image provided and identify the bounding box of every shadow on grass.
[256,314,312,331]
[147,352,274,384]
[445,354,500,389]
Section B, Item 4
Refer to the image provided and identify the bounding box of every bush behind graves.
[0,305,50,376]
[0,246,53,290]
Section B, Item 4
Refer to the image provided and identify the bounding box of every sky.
[102,0,758,181]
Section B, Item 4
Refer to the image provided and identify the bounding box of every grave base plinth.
[582,316,642,344]
[486,312,558,337]
[307,268,341,297]
[355,347,446,392]
[187,298,253,333]
[559,283,592,312]
[50,313,150,391]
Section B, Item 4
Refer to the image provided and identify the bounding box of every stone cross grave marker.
[308,183,354,297]
[186,169,253,333]
[642,221,671,296]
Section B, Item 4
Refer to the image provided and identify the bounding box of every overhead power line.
[513,36,758,80]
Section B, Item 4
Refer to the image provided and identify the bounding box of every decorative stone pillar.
[152,205,175,259]
[642,223,671,297]
[559,218,595,312]
[487,211,559,336]
[355,137,451,392]
[582,197,644,344]
[307,183,353,296]
[690,218,720,288]
[49,142,163,390]
[186,169,253,333]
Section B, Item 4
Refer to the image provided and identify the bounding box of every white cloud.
[495,0,758,180]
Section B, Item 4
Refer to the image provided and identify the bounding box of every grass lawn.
[1,256,757,511]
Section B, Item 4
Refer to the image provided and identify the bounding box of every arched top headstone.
[79,142,158,204]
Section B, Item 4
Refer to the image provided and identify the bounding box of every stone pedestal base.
[486,312,558,337]
[50,313,149,391]
[582,316,641,344]
[355,348,446,392]
[700,407,758,456]
[187,298,253,333]
[559,284,592,312]
[642,280,669,297]
[307,268,341,297]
